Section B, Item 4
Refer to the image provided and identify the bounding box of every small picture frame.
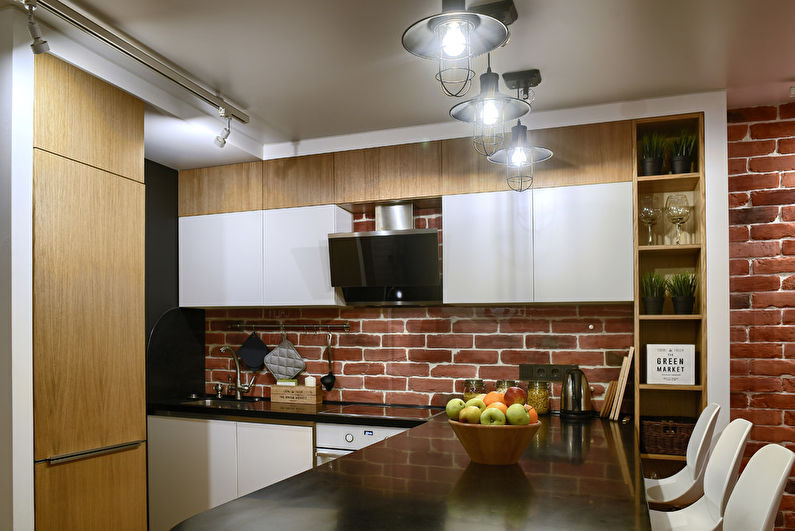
[646,344,695,385]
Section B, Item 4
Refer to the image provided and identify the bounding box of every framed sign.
[646,344,695,385]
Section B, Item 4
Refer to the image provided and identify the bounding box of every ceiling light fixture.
[449,54,530,156]
[23,0,50,54]
[487,70,553,192]
[401,0,511,97]
[214,107,231,148]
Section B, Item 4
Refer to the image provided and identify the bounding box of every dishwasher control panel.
[316,423,406,451]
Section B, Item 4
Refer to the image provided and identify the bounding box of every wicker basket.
[641,417,696,455]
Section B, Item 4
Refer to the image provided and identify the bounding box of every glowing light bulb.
[510,147,527,167]
[482,99,499,125]
[441,22,467,57]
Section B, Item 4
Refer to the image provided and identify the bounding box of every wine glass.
[665,194,691,245]
[638,195,661,246]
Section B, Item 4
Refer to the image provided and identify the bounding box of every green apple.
[480,407,506,425]
[506,403,530,425]
[464,398,487,412]
[446,398,467,420]
[458,405,482,424]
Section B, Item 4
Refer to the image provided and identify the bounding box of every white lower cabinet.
[147,416,314,531]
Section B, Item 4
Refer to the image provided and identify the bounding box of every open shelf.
[639,314,703,321]
[639,384,703,391]
[641,453,687,462]
[637,173,700,193]
[638,244,701,254]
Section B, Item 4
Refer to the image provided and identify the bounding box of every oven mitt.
[238,332,269,371]
[263,336,306,380]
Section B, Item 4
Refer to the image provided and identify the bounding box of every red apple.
[503,386,527,406]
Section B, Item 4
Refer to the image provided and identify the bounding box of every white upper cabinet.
[443,191,533,304]
[533,182,633,302]
[263,205,352,306]
[179,211,264,307]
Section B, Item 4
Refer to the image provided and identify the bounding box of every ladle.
[320,332,335,391]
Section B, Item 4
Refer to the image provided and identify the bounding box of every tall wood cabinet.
[32,54,146,529]
[631,113,707,464]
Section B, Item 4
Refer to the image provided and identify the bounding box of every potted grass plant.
[641,272,667,314]
[668,272,697,314]
[670,130,696,174]
[639,132,666,176]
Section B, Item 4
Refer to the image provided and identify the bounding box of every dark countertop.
[173,414,650,530]
[148,397,441,428]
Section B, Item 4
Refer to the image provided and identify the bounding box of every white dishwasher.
[315,422,406,466]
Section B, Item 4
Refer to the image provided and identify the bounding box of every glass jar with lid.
[462,378,485,401]
[495,379,519,393]
[526,381,550,414]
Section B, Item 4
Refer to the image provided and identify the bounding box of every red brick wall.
[204,208,634,411]
[728,103,795,530]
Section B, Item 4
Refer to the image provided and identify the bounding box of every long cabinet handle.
[38,440,145,465]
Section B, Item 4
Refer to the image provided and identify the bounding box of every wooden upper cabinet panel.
[178,161,262,216]
[34,54,144,182]
[264,153,335,209]
[442,136,505,195]
[33,150,145,460]
[532,120,633,188]
[334,148,379,204]
[377,141,442,200]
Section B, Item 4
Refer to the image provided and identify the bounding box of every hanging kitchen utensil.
[237,332,269,371]
[263,330,305,380]
[320,332,336,391]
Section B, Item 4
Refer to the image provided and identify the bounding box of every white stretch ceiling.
[13,0,795,168]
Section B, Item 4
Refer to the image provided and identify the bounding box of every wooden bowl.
[449,419,541,465]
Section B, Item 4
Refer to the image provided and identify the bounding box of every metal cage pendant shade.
[402,0,509,97]
[488,120,553,192]
[449,59,531,156]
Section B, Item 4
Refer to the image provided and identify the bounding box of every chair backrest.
[723,443,795,531]
[685,402,720,480]
[702,418,752,519]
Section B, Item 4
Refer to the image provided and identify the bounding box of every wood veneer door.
[377,141,442,200]
[178,161,262,216]
[35,444,147,531]
[263,153,335,209]
[34,54,145,183]
[33,150,145,461]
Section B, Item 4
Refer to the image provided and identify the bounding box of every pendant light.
[449,54,530,156]
[488,120,553,192]
[402,0,510,97]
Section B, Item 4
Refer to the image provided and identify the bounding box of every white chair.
[648,418,752,531]
[723,443,795,531]
[644,402,720,507]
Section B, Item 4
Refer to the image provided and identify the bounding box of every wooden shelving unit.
[632,113,707,472]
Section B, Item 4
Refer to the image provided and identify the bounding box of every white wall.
[262,93,731,430]
[0,6,35,530]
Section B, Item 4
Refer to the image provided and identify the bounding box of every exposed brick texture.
[728,103,795,529]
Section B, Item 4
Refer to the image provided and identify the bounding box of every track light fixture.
[23,0,50,54]
[214,107,231,148]
[449,54,530,156]
[402,0,511,97]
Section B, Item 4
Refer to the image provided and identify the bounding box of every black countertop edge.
[147,399,443,429]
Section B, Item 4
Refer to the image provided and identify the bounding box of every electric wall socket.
[519,364,577,382]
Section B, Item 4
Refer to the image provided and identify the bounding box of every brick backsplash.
[205,206,633,410]
[728,103,795,530]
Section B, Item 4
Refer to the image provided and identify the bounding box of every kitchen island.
[173,413,650,530]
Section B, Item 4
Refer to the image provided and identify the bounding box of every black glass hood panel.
[329,229,441,305]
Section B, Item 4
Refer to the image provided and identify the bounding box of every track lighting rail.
[32,0,250,123]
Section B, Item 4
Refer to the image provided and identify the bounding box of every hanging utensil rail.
[226,321,350,333]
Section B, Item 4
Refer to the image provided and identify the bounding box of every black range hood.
[328,228,442,306]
